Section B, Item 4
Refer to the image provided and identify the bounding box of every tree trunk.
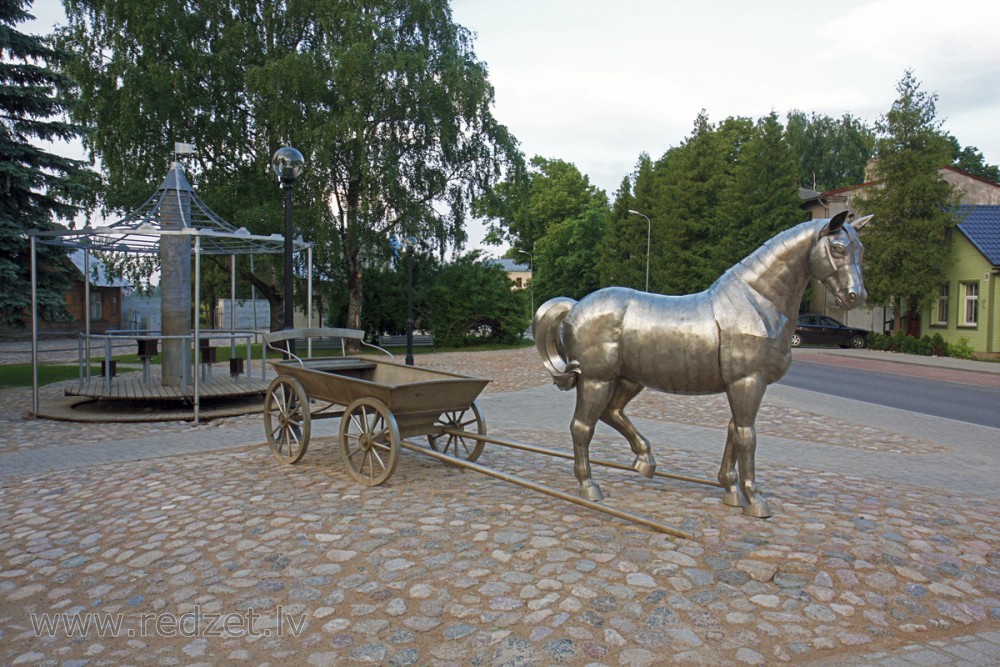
[343,178,364,351]
[891,296,903,333]
[240,267,283,332]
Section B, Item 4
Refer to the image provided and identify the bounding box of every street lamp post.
[518,247,534,317]
[627,209,651,292]
[404,236,418,366]
[272,147,305,353]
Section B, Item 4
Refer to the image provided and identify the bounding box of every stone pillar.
[159,163,192,387]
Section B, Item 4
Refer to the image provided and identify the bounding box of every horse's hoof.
[722,491,741,508]
[580,484,604,502]
[633,458,655,478]
[742,502,772,519]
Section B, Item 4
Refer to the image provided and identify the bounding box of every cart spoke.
[369,448,386,473]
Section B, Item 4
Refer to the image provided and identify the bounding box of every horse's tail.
[533,297,580,391]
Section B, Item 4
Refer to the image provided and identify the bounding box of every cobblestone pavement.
[1,347,999,665]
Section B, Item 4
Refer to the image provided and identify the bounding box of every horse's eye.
[831,244,846,257]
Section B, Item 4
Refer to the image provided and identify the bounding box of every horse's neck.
[729,228,813,318]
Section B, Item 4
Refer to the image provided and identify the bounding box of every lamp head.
[272,146,305,185]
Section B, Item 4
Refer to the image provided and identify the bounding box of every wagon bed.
[270,357,489,436]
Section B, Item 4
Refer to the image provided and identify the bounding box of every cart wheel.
[428,400,486,462]
[340,397,400,486]
[264,376,311,464]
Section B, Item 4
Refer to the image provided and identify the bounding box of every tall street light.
[404,236,418,366]
[627,209,651,292]
[272,147,305,352]
[517,247,534,317]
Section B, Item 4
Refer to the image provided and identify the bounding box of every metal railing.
[77,329,263,394]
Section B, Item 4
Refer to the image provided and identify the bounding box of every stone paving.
[1,347,999,665]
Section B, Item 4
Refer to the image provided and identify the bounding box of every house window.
[935,284,949,326]
[962,282,979,327]
[89,291,103,321]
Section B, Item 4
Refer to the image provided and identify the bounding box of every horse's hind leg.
[571,378,615,502]
[600,380,655,478]
[723,376,772,519]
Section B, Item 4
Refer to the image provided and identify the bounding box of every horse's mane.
[725,218,819,285]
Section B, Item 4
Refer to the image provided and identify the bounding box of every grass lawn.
[0,364,138,390]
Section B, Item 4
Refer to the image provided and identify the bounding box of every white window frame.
[934,284,949,326]
[962,282,979,327]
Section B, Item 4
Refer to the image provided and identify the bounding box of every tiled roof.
[955,205,1000,266]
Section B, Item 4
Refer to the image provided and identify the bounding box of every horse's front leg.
[724,375,772,518]
[600,380,655,478]
[719,420,740,508]
[571,379,614,501]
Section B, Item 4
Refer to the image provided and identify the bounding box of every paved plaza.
[1,346,998,665]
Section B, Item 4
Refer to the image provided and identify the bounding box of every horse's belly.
[619,294,724,394]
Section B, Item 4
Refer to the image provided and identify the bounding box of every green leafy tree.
[60,0,520,332]
[855,70,958,332]
[532,207,607,303]
[785,110,874,191]
[944,134,1000,183]
[479,155,607,256]
[422,251,527,347]
[0,0,95,327]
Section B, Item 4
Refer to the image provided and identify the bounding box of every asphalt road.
[778,358,1000,430]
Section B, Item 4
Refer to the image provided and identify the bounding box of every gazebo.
[27,159,314,423]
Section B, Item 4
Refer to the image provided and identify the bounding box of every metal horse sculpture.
[533,211,867,518]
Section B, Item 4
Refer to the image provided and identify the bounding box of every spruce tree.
[720,112,803,266]
[0,0,93,327]
[855,70,957,332]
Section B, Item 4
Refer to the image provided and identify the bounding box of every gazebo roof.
[30,162,307,255]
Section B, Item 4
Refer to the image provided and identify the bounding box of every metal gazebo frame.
[27,161,314,423]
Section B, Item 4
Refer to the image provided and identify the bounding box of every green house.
[923,205,1000,355]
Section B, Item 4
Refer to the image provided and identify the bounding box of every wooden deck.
[65,367,269,401]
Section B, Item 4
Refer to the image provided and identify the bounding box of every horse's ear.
[818,210,850,237]
[851,214,874,230]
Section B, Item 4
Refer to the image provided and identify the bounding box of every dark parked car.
[792,314,869,348]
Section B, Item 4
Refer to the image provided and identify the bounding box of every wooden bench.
[377,334,435,351]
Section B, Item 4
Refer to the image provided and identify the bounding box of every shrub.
[889,330,909,352]
[949,337,976,360]
[867,332,889,351]
[914,335,934,356]
[930,333,948,357]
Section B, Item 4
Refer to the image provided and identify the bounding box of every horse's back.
[620,291,723,393]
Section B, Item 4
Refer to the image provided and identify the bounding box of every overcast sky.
[24,0,1000,250]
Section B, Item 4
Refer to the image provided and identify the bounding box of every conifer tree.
[855,70,957,332]
[720,112,803,266]
[0,0,93,326]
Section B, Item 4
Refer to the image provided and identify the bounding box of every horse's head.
[809,211,868,310]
